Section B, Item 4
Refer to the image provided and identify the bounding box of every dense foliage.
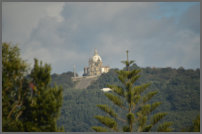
[2,43,63,132]
[2,43,28,131]
[51,72,75,89]
[2,42,199,132]
[54,65,199,132]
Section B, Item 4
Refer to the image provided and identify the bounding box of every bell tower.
[94,48,98,56]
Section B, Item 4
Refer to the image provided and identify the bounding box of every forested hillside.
[52,64,200,132]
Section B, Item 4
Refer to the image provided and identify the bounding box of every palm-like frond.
[157,122,173,132]
[97,104,117,118]
[94,115,117,129]
[108,85,125,97]
[133,83,151,95]
[129,74,141,84]
[142,91,158,104]
[139,104,151,115]
[150,102,161,112]
[137,115,147,131]
[133,94,141,105]
[104,93,123,108]
[142,125,152,132]
[151,112,167,125]
[128,69,141,79]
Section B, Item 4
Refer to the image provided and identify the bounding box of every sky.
[2,2,200,75]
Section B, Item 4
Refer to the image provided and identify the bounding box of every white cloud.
[2,2,200,74]
[45,3,64,22]
[2,2,64,45]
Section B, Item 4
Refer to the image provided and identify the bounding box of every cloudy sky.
[2,2,200,75]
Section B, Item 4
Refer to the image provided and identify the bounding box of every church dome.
[92,49,102,62]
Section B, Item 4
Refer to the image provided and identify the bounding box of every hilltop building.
[72,49,110,88]
[83,49,110,76]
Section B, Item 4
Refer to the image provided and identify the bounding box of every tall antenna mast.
[126,50,129,71]
[73,65,76,77]
[126,50,129,62]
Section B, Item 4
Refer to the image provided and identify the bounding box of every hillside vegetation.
[3,43,199,132]
[52,64,200,132]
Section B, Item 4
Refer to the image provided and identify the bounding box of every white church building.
[83,49,110,76]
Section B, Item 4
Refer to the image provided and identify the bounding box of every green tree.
[21,59,64,132]
[92,50,172,132]
[2,42,28,131]
[2,42,64,132]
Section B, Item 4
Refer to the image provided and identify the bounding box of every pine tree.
[2,42,64,132]
[2,42,28,131]
[92,50,172,132]
[21,59,64,132]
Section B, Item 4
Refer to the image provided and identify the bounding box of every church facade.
[83,49,110,76]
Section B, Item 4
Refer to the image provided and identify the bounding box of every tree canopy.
[92,50,173,132]
[2,42,64,132]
